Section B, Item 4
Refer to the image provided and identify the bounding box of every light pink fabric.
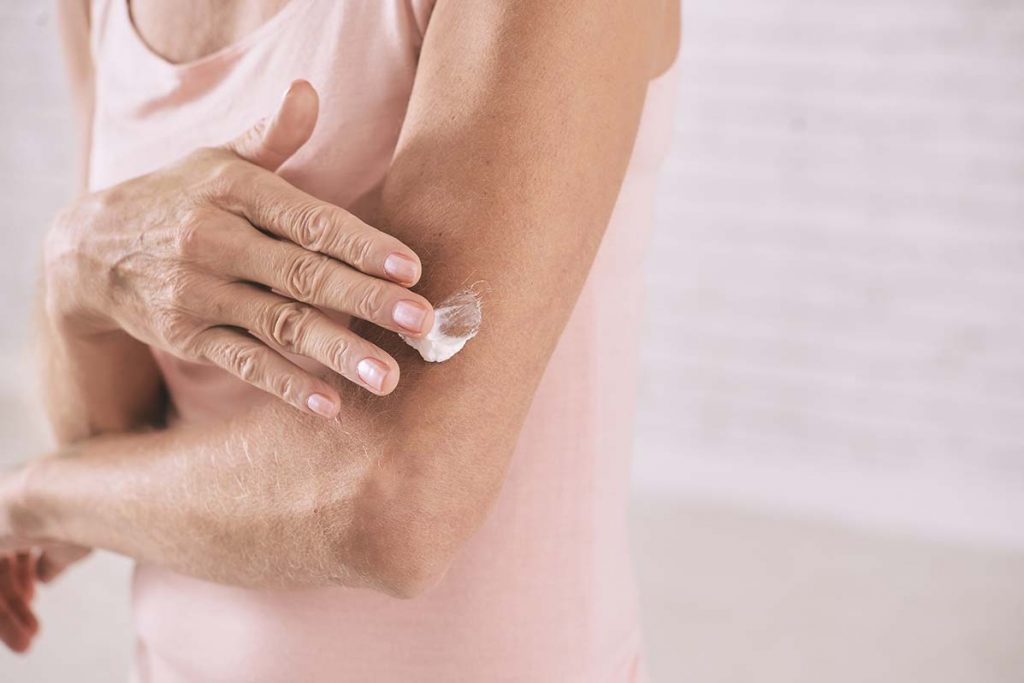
[87,1,676,680]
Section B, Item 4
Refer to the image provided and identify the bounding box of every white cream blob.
[400,289,482,363]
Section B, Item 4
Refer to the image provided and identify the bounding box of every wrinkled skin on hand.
[43,81,434,418]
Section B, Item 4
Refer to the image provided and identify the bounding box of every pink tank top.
[87,1,676,680]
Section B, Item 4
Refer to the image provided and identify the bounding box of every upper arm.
[40,3,163,443]
[56,0,95,193]
[347,0,663,592]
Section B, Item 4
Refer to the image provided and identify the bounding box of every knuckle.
[176,204,220,260]
[283,253,326,302]
[164,268,197,308]
[156,306,197,349]
[326,336,353,370]
[228,344,262,384]
[204,157,253,200]
[293,203,331,251]
[265,301,316,349]
[176,210,207,258]
[334,225,374,269]
[178,333,207,361]
[178,334,204,361]
[353,230,376,268]
[192,330,223,363]
[353,281,387,320]
[270,372,301,404]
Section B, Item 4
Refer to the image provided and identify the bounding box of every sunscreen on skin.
[401,289,482,362]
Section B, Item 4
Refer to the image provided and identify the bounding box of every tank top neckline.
[117,0,315,76]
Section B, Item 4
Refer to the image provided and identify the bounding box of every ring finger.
[202,215,434,337]
[205,282,400,395]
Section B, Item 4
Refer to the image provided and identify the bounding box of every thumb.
[225,79,319,171]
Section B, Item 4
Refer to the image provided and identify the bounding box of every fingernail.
[384,253,420,284]
[357,358,388,392]
[306,393,339,418]
[393,300,429,334]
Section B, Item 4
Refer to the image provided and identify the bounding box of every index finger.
[222,169,422,286]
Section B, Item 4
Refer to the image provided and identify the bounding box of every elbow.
[371,528,454,600]
[354,509,460,600]
[344,463,488,600]
[339,491,452,598]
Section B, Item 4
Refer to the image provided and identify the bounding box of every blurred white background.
[2,1,1023,681]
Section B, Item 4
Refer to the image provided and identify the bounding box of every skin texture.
[45,82,434,413]
[0,0,680,654]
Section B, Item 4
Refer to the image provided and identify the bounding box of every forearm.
[43,0,164,443]
[19,231,513,595]
[19,388,386,591]
[19,197,534,596]
[35,289,165,443]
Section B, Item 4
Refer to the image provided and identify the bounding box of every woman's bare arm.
[11,0,673,598]
[0,1,131,654]
[39,0,166,443]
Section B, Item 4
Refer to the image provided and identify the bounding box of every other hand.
[0,465,91,653]
[43,80,434,418]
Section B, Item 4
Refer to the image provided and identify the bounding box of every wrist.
[43,266,112,340]
[4,460,53,544]
[43,206,116,337]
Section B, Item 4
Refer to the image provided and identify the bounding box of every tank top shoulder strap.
[88,0,115,57]
[88,0,137,69]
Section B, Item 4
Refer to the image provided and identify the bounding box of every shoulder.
[650,0,682,80]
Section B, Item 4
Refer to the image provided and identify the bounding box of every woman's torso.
[88,1,678,680]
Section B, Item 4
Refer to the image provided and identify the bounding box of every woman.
[0,0,679,680]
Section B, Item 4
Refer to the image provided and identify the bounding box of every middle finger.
[207,282,402,395]
[205,217,435,337]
